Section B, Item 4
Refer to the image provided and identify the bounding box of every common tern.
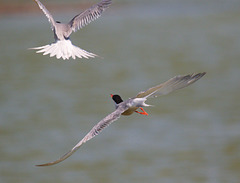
[36,72,206,166]
[30,0,112,60]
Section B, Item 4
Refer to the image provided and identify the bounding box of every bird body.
[121,107,138,115]
[36,72,206,166]
[112,95,150,115]
[54,22,72,40]
[30,0,112,60]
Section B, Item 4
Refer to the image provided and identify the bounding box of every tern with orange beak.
[36,72,205,166]
[30,0,112,60]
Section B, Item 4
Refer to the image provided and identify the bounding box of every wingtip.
[35,164,45,167]
[35,161,55,167]
[194,72,206,78]
[188,72,206,79]
[33,0,39,6]
[186,72,206,84]
[35,163,49,167]
[35,161,59,167]
[196,72,206,76]
[35,158,63,167]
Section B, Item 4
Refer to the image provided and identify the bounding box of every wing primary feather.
[137,72,206,98]
[36,105,127,167]
[69,0,112,31]
[34,0,55,30]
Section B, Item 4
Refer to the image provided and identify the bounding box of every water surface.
[0,1,240,183]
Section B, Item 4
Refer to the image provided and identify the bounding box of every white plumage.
[30,40,97,60]
[30,0,112,60]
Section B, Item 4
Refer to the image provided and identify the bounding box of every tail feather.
[29,40,98,60]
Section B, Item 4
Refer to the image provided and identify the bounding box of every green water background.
[0,0,240,182]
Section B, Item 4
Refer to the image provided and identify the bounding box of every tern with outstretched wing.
[30,0,112,60]
[36,72,206,166]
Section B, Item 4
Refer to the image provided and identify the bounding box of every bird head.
[111,94,123,104]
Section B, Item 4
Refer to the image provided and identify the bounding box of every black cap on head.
[111,94,123,104]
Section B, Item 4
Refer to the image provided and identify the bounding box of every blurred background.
[0,0,240,183]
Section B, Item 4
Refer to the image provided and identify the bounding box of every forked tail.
[29,40,98,60]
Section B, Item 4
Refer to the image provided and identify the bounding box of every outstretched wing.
[34,0,55,30]
[69,0,112,32]
[136,72,206,98]
[36,104,128,167]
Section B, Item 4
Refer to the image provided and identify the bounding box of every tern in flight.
[36,72,206,166]
[30,0,112,60]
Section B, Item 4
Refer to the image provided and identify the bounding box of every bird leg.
[135,107,148,116]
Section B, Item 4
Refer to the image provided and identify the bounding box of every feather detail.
[29,40,98,60]
[136,72,206,98]
[70,0,112,32]
[34,0,55,30]
[36,105,128,166]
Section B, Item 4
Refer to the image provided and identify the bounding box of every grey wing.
[34,0,55,30]
[36,105,127,167]
[69,0,112,32]
[136,72,206,98]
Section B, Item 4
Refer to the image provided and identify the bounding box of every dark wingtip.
[194,72,206,79]
[35,162,56,167]
[35,164,44,167]
[35,162,52,167]
[35,164,47,167]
